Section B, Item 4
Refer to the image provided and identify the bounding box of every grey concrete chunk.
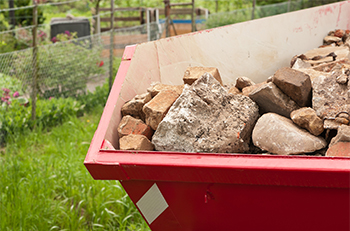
[312,71,350,119]
[152,73,259,153]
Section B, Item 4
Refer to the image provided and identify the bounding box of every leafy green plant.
[0,95,84,146]
[77,81,109,113]
[0,73,23,94]
[0,79,112,146]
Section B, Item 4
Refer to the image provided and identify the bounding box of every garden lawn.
[0,106,150,231]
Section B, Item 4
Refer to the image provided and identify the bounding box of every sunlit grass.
[0,106,149,231]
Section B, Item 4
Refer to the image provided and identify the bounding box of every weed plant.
[0,79,111,146]
[0,106,150,230]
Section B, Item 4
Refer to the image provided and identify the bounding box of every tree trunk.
[94,0,101,34]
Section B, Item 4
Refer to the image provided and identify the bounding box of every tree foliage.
[0,0,46,29]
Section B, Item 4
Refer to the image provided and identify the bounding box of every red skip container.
[85,2,350,230]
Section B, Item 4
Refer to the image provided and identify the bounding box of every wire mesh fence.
[202,0,343,28]
[0,21,163,102]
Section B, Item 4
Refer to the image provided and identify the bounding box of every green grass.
[0,106,150,231]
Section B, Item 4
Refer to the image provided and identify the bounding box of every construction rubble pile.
[117,29,350,157]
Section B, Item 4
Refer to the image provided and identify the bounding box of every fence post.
[9,0,16,29]
[251,0,256,20]
[147,8,151,41]
[109,0,114,92]
[164,0,170,37]
[287,0,291,12]
[31,0,38,121]
[97,14,101,34]
[155,8,160,40]
[191,0,195,32]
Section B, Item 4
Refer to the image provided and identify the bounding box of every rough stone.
[228,86,241,95]
[235,76,255,90]
[290,54,309,67]
[336,73,348,84]
[119,134,154,151]
[294,68,331,83]
[326,142,350,157]
[242,82,266,96]
[323,35,342,45]
[290,107,324,136]
[303,46,349,66]
[329,124,350,147]
[147,82,184,97]
[117,115,154,140]
[312,70,350,119]
[121,92,152,121]
[334,29,345,38]
[312,59,350,73]
[292,58,312,69]
[323,119,347,130]
[183,66,223,86]
[143,89,180,130]
[152,73,259,153]
[273,67,312,107]
[252,113,327,155]
[248,82,300,118]
[331,63,350,85]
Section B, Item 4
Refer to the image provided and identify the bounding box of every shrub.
[0,93,84,146]
[77,81,109,113]
[0,79,111,146]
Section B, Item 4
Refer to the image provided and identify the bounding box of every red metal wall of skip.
[121,180,350,231]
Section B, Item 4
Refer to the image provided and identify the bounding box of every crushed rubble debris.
[117,29,350,157]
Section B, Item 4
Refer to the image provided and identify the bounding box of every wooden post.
[147,8,150,41]
[9,0,16,29]
[287,0,291,12]
[109,0,114,92]
[94,0,101,34]
[215,0,218,13]
[140,8,145,25]
[164,0,170,37]
[31,0,38,121]
[191,0,195,32]
[251,0,256,20]
[155,8,160,40]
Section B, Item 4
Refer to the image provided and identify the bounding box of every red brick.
[119,134,154,151]
[121,92,152,121]
[326,142,350,157]
[118,115,153,140]
[183,66,223,85]
[143,89,180,130]
[148,83,184,97]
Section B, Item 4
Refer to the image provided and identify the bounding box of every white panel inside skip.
[136,183,169,225]
[151,1,350,85]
